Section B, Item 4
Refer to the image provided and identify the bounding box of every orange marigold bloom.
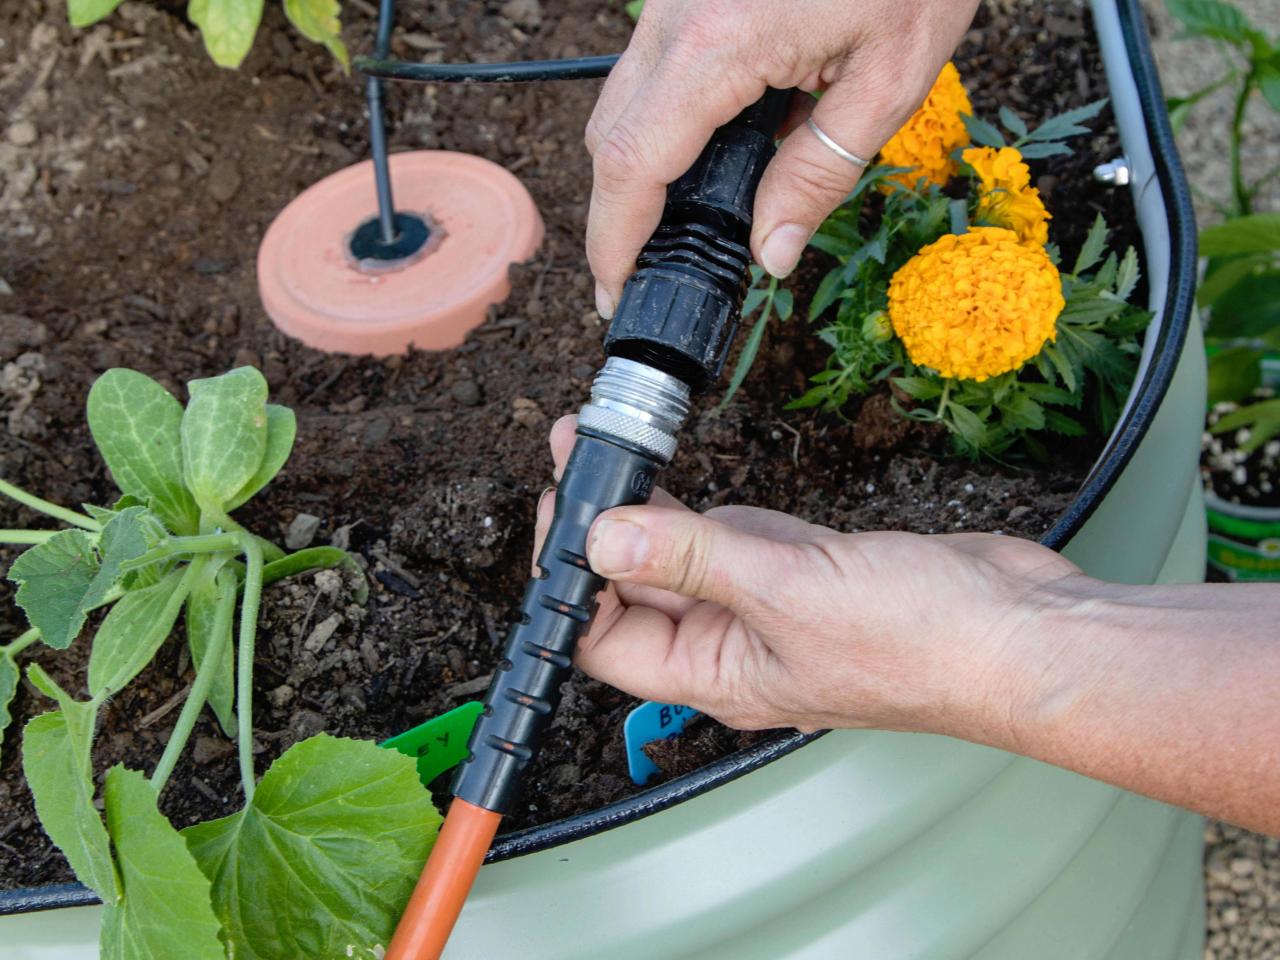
[963,146,1052,247]
[888,227,1064,382]
[880,62,973,189]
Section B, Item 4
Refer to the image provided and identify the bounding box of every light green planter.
[2,0,1207,956]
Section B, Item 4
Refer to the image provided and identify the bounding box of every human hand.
[585,0,981,318]
[534,416,1081,739]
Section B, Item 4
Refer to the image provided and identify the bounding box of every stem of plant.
[263,547,369,602]
[0,530,57,545]
[2,626,40,659]
[237,533,264,802]
[151,567,237,795]
[124,532,243,570]
[0,479,101,532]
[1230,74,1253,216]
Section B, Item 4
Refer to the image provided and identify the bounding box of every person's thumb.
[750,81,893,280]
[586,505,773,610]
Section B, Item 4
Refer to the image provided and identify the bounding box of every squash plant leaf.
[189,0,266,69]
[88,568,188,699]
[9,530,98,650]
[6,501,158,650]
[184,735,442,960]
[68,0,124,27]
[224,404,296,513]
[283,0,349,67]
[99,766,225,960]
[0,653,18,761]
[186,578,236,736]
[87,369,200,535]
[181,367,270,514]
[22,667,120,903]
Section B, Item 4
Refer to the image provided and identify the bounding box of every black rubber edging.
[0,0,1197,916]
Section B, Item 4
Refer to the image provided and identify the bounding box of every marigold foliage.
[889,228,1064,382]
[963,146,1052,247]
[880,62,973,189]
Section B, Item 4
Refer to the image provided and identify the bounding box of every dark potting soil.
[1202,393,1280,509]
[0,0,1137,889]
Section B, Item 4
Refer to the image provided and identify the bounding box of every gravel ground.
[1145,3,1280,957]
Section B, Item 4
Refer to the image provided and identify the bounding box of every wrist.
[970,572,1120,756]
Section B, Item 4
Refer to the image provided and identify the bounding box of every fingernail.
[595,282,616,320]
[588,518,648,576]
[760,223,810,279]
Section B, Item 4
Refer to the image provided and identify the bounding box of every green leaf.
[187,580,236,736]
[1043,409,1087,436]
[189,0,265,68]
[22,670,120,903]
[946,402,989,452]
[181,367,270,514]
[808,269,846,322]
[1016,142,1073,160]
[1111,246,1141,303]
[625,0,644,19]
[88,369,200,536]
[891,376,942,400]
[1072,215,1109,277]
[224,404,296,512]
[1210,398,1280,452]
[1198,255,1266,307]
[1166,0,1254,42]
[1208,346,1264,404]
[9,530,98,650]
[719,292,774,409]
[772,289,794,322]
[88,568,188,699]
[0,653,17,761]
[1042,343,1080,393]
[1024,99,1108,143]
[1199,214,1280,256]
[998,105,1028,139]
[184,735,441,960]
[961,113,1005,148]
[283,0,348,66]
[1204,270,1280,338]
[68,0,124,26]
[99,767,225,960]
[1260,66,1280,113]
[997,393,1045,431]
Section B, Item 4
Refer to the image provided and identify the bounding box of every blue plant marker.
[381,701,483,787]
[624,701,700,785]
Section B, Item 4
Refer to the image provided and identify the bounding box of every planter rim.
[0,0,1197,916]
[1204,490,1280,523]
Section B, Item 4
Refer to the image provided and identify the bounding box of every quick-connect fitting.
[577,357,691,464]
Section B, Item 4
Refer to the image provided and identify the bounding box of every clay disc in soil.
[258,151,544,355]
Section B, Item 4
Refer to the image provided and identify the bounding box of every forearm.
[986,577,1280,834]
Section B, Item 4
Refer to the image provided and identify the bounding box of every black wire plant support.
[350,0,619,265]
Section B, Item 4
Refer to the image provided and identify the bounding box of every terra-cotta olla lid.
[258,150,543,356]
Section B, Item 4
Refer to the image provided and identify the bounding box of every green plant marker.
[381,702,483,787]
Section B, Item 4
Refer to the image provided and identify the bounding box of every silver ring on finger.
[806,118,871,168]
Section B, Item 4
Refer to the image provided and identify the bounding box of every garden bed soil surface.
[0,0,1135,889]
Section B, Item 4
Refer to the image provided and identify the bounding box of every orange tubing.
[385,799,503,960]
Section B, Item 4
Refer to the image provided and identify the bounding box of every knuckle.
[666,522,717,599]
[593,122,649,188]
[786,149,855,203]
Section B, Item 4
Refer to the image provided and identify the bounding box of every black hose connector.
[451,90,790,817]
[451,434,664,814]
[604,88,790,393]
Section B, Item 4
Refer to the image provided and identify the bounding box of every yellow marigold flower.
[888,227,1064,382]
[880,62,973,189]
[963,146,1052,247]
